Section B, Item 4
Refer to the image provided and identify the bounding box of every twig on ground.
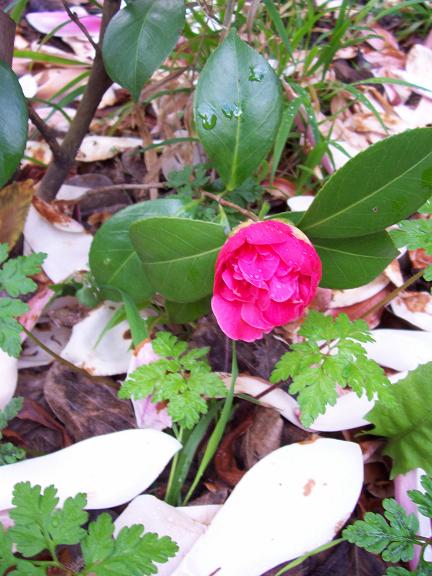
[61,0,99,51]
[28,105,65,162]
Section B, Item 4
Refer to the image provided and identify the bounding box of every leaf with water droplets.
[194,31,282,191]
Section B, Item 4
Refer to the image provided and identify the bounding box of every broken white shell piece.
[329,274,389,308]
[395,468,432,568]
[230,375,373,432]
[364,330,432,371]
[76,136,143,162]
[287,195,314,212]
[178,505,221,526]
[61,303,132,376]
[171,438,363,576]
[23,205,92,283]
[0,351,18,411]
[310,392,374,432]
[0,429,180,510]
[390,293,432,332]
[115,496,220,576]
[56,184,88,201]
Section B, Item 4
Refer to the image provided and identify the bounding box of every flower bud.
[211,220,322,341]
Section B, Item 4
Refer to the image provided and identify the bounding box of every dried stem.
[37,0,122,201]
[28,105,65,161]
[201,191,259,221]
[61,0,99,51]
[361,268,425,320]
[81,182,168,195]
[0,11,15,66]
[221,0,236,40]
[20,323,118,388]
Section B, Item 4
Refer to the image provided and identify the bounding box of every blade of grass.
[183,341,238,505]
[271,97,302,182]
[165,404,218,506]
[14,49,88,66]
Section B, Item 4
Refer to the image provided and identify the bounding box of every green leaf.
[0,253,46,297]
[9,483,88,557]
[0,397,23,431]
[343,498,419,563]
[103,0,185,101]
[120,332,226,429]
[408,474,432,519]
[313,232,399,289]
[166,296,211,323]
[0,62,28,188]
[366,362,432,478]
[386,568,414,576]
[129,217,226,303]
[194,30,282,190]
[82,513,178,575]
[391,219,432,253]
[0,316,24,358]
[89,199,187,303]
[299,128,432,238]
[0,526,15,574]
[271,311,389,426]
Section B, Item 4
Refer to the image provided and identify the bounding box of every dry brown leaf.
[0,180,34,248]
[44,363,136,442]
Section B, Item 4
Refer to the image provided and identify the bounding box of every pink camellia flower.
[211,220,322,341]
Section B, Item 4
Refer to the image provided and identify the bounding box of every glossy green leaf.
[299,128,432,238]
[166,296,211,323]
[367,362,432,478]
[102,0,185,101]
[194,30,282,190]
[89,199,187,303]
[129,217,226,303]
[0,62,28,188]
[313,232,398,289]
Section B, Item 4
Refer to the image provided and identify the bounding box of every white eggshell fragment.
[0,429,181,510]
[287,195,314,212]
[390,293,432,332]
[171,438,363,576]
[364,330,432,371]
[0,351,18,410]
[309,392,374,432]
[329,274,389,309]
[115,496,210,576]
[229,375,373,432]
[61,304,132,375]
[24,206,92,283]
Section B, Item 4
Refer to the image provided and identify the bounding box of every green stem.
[183,341,238,505]
[361,268,425,320]
[165,426,185,505]
[274,538,345,575]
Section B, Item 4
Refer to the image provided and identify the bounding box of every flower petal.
[212,295,264,341]
[241,303,274,331]
[263,301,303,325]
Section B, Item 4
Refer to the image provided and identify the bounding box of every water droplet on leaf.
[248,65,265,82]
[222,103,243,120]
[198,109,217,130]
